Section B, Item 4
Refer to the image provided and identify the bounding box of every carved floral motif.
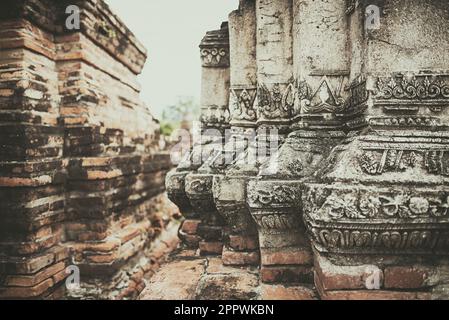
[252,213,299,230]
[358,149,448,176]
[257,82,295,120]
[249,185,299,206]
[200,47,229,67]
[305,189,449,220]
[230,88,257,122]
[200,105,230,126]
[368,116,440,127]
[308,227,449,252]
[376,74,449,100]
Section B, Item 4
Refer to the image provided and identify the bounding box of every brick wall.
[0,0,179,299]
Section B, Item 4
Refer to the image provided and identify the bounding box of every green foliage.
[160,96,199,136]
[160,122,174,136]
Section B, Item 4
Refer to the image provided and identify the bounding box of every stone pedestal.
[213,0,260,266]
[184,23,231,256]
[304,0,449,299]
[166,0,449,300]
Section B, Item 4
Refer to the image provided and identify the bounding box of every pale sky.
[106,0,239,119]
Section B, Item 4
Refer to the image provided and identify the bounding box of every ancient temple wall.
[165,0,449,300]
[210,0,261,267]
[199,24,231,128]
[293,0,349,89]
[362,0,449,74]
[0,0,177,299]
[229,0,257,92]
[255,0,293,128]
[255,0,293,84]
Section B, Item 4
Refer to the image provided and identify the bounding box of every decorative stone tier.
[168,0,449,299]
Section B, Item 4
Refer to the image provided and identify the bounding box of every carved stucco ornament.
[303,72,449,256]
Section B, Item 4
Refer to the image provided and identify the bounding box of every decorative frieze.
[358,149,449,176]
[375,74,449,101]
[200,47,229,68]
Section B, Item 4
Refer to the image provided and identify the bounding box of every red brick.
[384,266,434,289]
[3,261,66,287]
[259,284,317,300]
[261,266,313,284]
[222,248,259,266]
[261,247,313,266]
[229,235,258,251]
[199,241,223,255]
[181,219,202,235]
[315,270,431,300]
[314,253,383,290]
[182,234,201,247]
[52,269,68,284]
[0,278,54,299]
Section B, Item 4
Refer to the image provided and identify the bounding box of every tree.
[160,96,200,136]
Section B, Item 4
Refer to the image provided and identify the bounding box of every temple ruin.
[1,0,449,300]
[164,0,449,300]
[0,0,178,299]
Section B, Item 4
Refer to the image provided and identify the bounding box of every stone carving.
[375,74,449,101]
[368,116,440,127]
[257,82,295,120]
[230,88,257,122]
[305,187,449,221]
[358,149,448,176]
[200,47,229,67]
[252,213,300,230]
[297,77,346,114]
[307,227,449,253]
[248,184,299,206]
[200,105,231,127]
[200,22,230,68]
[186,178,212,194]
[167,0,449,298]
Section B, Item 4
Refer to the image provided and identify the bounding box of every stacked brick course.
[0,0,177,299]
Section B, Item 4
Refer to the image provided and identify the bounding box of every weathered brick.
[314,253,384,291]
[228,235,258,251]
[260,266,313,284]
[181,219,202,235]
[259,284,317,300]
[222,248,259,266]
[199,241,224,256]
[2,261,66,287]
[0,278,54,299]
[384,266,435,289]
[261,247,313,266]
